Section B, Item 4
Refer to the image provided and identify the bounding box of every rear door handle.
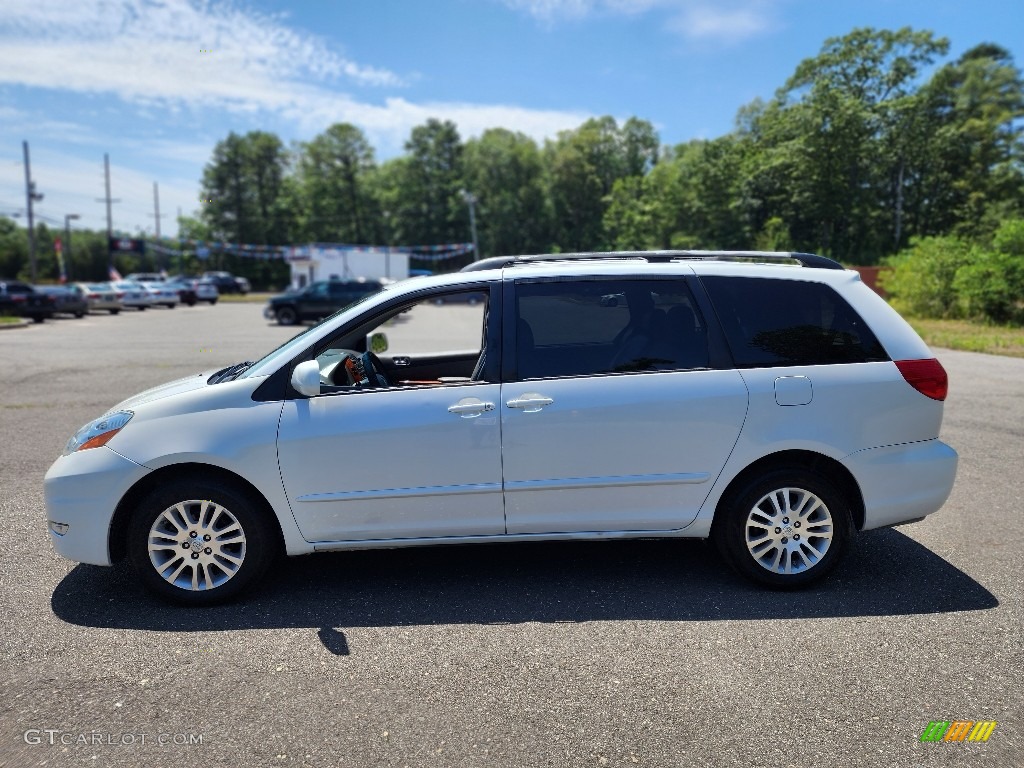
[506,393,554,412]
[448,398,494,418]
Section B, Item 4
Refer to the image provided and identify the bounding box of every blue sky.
[1,0,1021,239]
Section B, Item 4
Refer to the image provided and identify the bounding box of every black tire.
[75,311,85,318]
[32,316,44,323]
[127,477,279,605]
[711,469,853,588]
[276,306,297,325]
[138,306,146,311]
[209,299,218,305]
[166,303,176,309]
[110,309,120,315]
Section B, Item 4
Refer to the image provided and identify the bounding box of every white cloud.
[669,4,775,43]
[501,0,777,42]
[0,0,592,155]
[0,0,405,106]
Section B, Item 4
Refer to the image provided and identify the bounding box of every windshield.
[241,289,386,379]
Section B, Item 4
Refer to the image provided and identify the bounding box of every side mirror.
[369,332,389,354]
[290,360,321,397]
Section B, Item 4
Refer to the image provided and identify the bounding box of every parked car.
[202,271,247,295]
[125,272,166,283]
[264,279,385,325]
[167,276,219,304]
[34,285,89,318]
[74,282,123,314]
[109,280,152,310]
[44,250,959,605]
[0,280,55,322]
[139,281,180,308]
[164,280,197,306]
[193,279,219,304]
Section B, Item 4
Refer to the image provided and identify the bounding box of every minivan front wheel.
[713,470,852,588]
[275,306,297,325]
[128,479,277,605]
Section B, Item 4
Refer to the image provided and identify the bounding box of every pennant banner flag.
[142,239,476,262]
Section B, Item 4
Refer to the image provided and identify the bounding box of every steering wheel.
[360,351,390,388]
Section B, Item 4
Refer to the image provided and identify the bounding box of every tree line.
[190,27,1022,268]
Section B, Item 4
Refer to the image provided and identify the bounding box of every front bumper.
[841,439,958,530]
[43,446,151,566]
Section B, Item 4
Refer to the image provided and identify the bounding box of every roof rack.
[461,250,845,272]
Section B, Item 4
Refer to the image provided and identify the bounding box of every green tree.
[293,123,377,243]
[399,119,467,245]
[464,128,551,256]
[200,131,290,245]
[746,28,951,262]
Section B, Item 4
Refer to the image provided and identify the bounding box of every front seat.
[516,319,537,379]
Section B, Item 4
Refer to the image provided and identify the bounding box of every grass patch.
[218,292,276,304]
[902,316,1024,358]
[0,315,23,324]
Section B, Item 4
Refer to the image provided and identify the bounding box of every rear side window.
[701,276,888,367]
[515,279,709,379]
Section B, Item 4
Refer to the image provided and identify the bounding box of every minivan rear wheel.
[713,469,853,588]
[128,478,277,605]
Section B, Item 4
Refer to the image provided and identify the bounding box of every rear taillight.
[116,292,125,299]
[87,293,99,299]
[895,358,948,401]
[12,294,26,302]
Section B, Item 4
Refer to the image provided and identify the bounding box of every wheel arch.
[109,462,286,563]
[710,449,865,534]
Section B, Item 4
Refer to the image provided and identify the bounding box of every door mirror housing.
[368,332,389,354]
[291,360,321,397]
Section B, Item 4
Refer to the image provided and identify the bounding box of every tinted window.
[701,276,888,367]
[515,279,709,379]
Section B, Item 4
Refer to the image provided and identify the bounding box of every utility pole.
[23,141,44,282]
[149,182,166,271]
[460,189,480,262]
[64,214,80,282]
[96,153,121,274]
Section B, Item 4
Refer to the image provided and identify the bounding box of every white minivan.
[44,251,958,604]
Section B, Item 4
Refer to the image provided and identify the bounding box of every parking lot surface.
[0,304,1020,767]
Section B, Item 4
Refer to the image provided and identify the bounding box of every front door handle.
[448,398,495,418]
[506,393,554,412]
[392,356,411,367]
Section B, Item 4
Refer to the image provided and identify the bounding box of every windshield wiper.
[210,361,255,384]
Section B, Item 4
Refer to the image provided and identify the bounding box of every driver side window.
[314,289,491,392]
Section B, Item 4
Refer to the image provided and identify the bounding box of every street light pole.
[64,214,80,282]
[460,190,480,262]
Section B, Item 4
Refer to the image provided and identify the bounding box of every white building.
[287,246,409,289]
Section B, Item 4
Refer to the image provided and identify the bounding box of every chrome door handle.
[447,398,495,418]
[506,394,554,412]
[392,356,411,367]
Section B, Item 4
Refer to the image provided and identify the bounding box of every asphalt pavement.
[0,304,1020,768]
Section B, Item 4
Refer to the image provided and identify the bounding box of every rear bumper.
[842,439,958,530]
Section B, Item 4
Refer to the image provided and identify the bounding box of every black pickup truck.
[0,280,56,322]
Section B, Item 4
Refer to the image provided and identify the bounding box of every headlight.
[63,411,133,456]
